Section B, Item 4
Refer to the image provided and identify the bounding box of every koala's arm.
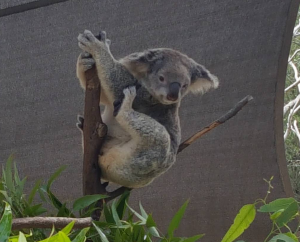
[77,30,136,104]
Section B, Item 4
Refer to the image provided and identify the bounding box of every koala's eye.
[183,84,188,88]
[159,76,165,82]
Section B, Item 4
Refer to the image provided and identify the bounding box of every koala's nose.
[167,82,181,101]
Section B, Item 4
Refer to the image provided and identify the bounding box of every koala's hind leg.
[115,86,171,153]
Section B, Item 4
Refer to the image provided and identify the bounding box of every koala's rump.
[98,118,173,188]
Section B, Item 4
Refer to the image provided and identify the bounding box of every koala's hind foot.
[76,115,84,132]
[113,83,141,117]
[113,86,136,117]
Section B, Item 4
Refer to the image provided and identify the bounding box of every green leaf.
[146,214,156,228]
[114,229,122,242]
[275,201,298,227]
[270,209,284,221]
[93,222,109,242]
[167,200,189,238]
[4,156,14,193]
[146,214,160,237]
[116,190,130,219]
[17,232,27,242]
[47,166,66,191]
[103,204,114,224]
[28,180,42,204]
[61,221,75,235]
[282,232,298,242]
[24,203,47,217]
[73,194,108,211]
[71,228,89,242]
[111,200,122,226]
[268,234,297,242]
[181,234,205,242]
[13,162,26,196]
[0,202,12,242]
[57,203,70,217]
[57,231,71,242]
[0,190,12,204]
[221,204,256,242]
[45,189,73,217]
[258,198,296,213]
[126,202,146,222]
[39,231,71,242]
[139,202,148,219]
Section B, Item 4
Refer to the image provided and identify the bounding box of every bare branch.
[289,49,300,62]
[285,61,300,92]
[284,98,298,115]
[177,95,253,153]
[12,217,92,230]
[293,120,300,145]
[285,95,300,139]
[294,19,300,36]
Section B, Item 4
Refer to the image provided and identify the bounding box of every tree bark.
[82,66,107,218]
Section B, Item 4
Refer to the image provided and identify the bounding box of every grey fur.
[76,30,219,188]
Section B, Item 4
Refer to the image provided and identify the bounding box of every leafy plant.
[0,157,204,242]
[221,177,300,242]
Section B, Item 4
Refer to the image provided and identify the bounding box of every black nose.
[167,82,181,101]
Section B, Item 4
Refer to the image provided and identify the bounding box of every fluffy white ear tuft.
[189,64,219,94]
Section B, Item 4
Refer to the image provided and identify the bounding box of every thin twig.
[105,187,132,203]
[177,95,253,153]
[12,217,92,230]
[285,62,300,92]
[284,98,298,115]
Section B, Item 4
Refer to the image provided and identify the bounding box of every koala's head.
[120,48,219,105]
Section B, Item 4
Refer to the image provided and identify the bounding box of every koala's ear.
[189,64,219,94]
[120,50,160,79]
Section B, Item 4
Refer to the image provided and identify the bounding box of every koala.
[76,30,219,188]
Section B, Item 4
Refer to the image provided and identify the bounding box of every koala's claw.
[95,31,111,47]
[95,30,107,42]
[76,115,84,131]
[106,39,111,46]
[113,100,122,117]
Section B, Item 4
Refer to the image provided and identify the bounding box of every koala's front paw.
[78,30,104,55]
